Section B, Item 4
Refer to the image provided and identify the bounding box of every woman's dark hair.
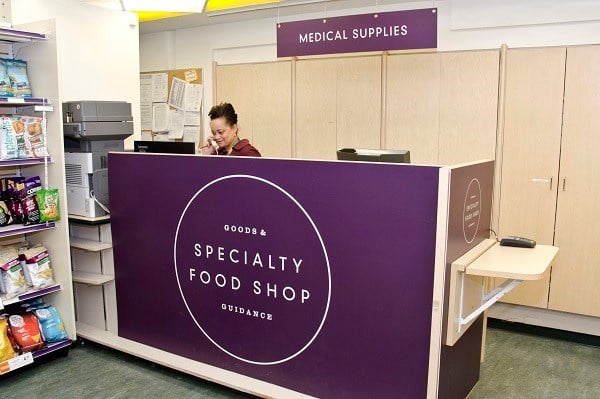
[208,102,238,126]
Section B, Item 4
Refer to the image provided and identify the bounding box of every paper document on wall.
[184,83,202,112]
[168,77,186,110]
[152,73,168,102]
[152,103,169,132]
[184,111,200,126]
[168,109,185,139]
[183,126,199,144]
[140,104,152,131]
[140,74,152,104]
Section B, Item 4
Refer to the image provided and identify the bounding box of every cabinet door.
[216,62,292,158]
[251,62,292,158]
[296,56,381,160]
[549,45,600,317]
[497,47,565,308]
[438,50,499,165]
[386,53,439,164]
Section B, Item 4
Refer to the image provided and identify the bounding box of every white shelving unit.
[69,216,117,333]
[0,25,75,375]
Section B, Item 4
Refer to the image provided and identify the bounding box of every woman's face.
[209,117,237,149]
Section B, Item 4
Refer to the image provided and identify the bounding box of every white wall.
[11,0,141,143]
[139,0,600,140]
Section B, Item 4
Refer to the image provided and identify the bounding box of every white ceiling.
[79,0,419,34]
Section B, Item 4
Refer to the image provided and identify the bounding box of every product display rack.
[0,25,75,376]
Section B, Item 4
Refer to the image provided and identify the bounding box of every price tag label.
[0,352,33,374]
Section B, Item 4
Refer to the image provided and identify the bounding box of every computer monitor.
[134,140,196,155]
[336,148,410,164]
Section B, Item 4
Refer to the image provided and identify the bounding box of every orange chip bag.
[8,313,43,352]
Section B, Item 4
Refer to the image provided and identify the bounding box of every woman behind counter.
[200,102,261,157]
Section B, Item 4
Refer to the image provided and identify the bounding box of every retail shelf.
[0,27,46,43]
[0,222,56,239]
[32,339,72,359]
[68,214,110,225]
[70,237,112,252]
[0,284,62,310]
[0,157,53,168]
[0,97,50,105]
[72,271,114,285]
[0,339,71,375]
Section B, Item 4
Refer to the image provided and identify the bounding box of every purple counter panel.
[440,161,495,399]
[109,153,441,399]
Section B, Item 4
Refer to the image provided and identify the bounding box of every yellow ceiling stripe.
[205,0,281,12]
[136,11,191,22]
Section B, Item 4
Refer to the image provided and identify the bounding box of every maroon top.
[217,139,261,157]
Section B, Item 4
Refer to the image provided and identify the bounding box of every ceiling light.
[122,0,207,13]
[205,0,281,13]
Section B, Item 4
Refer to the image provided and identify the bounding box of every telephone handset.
[209,138,219,153]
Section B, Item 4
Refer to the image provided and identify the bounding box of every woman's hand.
[199,137,218,155]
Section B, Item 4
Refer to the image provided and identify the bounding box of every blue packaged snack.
[6,59,31,98]
[33,305,68,343]
[0,59,12,97]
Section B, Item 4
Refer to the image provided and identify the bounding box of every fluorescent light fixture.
[122,0,207,13]
[205,0,281,12]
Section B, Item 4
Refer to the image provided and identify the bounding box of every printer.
[63,101,133,217]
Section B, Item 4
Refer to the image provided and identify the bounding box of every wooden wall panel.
[216,62,292,157]
[496,47,566,308]
[295,58,338,160]
[336,56,381,150]
[438,50,499,165]
[386,53,439,164]
[251,62,292,158]
[215,64,255,142]
[549,45,600,317]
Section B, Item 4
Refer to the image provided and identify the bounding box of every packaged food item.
[0,200,13,226]
[0,317,17,362]
[23,117,49,157]
[0,59,12,97]
[6,58,32,98]
[0,116,19,160]
[0,246,28,298]
[8,313,43,352]
[36,188,60,222]
[11,115,32,158]
[16,176,42,225]
[33,305,67,343]
[23,244,54,289]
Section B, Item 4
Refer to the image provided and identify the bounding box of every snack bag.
[36,188,60,222]
[0,200,13,226]
[6,58,32,98]
[0,246,28,298]
[34,306,68,343]
[17,176,42,225]
[0,116,19,160]
[0,317,17,362]
[23,244,54,289]
[11,115,32,158]
[23,117,49,158]
[8,313,43,352]
[0,59,12,97]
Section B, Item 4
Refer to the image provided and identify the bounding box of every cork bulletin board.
[140,68,203,144]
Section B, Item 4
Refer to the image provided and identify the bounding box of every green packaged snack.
[35,188,60,222]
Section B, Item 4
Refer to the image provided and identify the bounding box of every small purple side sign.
[277,8,437,57]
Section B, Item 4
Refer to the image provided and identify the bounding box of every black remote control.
[500,236,536,248]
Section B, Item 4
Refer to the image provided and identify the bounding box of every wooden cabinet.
[215,61,292,158]
[497,45,600,319]
[296,56,381,160]
[496,47,566,308]
[549,45,600,317]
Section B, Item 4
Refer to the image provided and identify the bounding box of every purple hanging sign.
[277,8,437,57]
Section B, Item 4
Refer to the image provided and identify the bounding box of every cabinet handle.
[531,177,553,190]
[562,178,566,191]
